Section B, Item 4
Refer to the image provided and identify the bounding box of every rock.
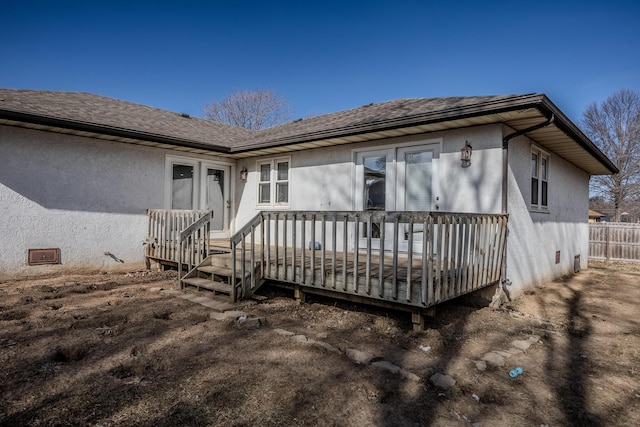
[346,348,376,365]
[209,310,247,322]
[507,347,524,356]
[236,316,266,329]
[309,340,341,354]
[474,360,487,371]
[400,370,421,382]
[512,335,541,351]
[481,351,506,367]
[371,360,401,374]
[292,335,308,343]
[511,340,532,351]
[495,350,513,358]
[273,328,295,336]
[430,373,456,390]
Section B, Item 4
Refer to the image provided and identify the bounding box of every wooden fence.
[589,222,640,262]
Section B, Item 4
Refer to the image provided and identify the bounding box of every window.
[171,163,196,209]
[257,157,290,206]
[531,148,549,209]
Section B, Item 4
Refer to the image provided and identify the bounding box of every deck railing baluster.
[366,213,372,295]
[406,218,413,303]
[332,215,337,289]
[353,214,359,293]
[378,216,386,299]
[342,214,348,291]
[321,216,326,287]
[392,215,399,300]
[283,213,288,281]
[300,214,306,283]
[311,215,316,285]
[274,214,280,280]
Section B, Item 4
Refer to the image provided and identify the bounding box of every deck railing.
[231,211,508,307]
[146,209,213,278]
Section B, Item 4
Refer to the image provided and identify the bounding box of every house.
[588,209,605,223]
[0,89,617,326]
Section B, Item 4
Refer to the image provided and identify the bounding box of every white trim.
[256,156,291,209]
[165,156,199,210]
[164,155,237,236]
[352,139,442,253]
[351,138,442,211]
[530,145,550,212]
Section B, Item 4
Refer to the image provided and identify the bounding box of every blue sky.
[2,1,639,124]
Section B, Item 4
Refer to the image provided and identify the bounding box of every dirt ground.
[0,262,639,427]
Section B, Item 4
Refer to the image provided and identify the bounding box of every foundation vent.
[28,248,61,265]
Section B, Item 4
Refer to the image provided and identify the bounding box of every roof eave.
[0,108,232,154]
[531,96,619,174]
[231,94,619,175]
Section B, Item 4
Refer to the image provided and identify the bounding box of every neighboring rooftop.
[0,88,618,174]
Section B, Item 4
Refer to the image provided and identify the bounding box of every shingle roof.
[0,89,532,150]
[0,88,617,174]
[245,95,533,150]
[0,89,252,150]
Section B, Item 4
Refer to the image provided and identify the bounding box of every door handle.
[226,200,231,209]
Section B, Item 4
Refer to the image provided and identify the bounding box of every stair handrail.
[178,210,214,281]
[230,212,266,302]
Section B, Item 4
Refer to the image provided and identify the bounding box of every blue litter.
[509,367,524,378]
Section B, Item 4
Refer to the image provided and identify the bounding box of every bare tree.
[202,89,292,130]
[583,89,640,222]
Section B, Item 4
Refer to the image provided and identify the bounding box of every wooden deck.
[146,209,509,327]
[230,211,508,312]
[261,247,497,310]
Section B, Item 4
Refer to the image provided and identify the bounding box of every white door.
[355,143,438,253]
[396,145,438,252]
[201,164,231,239]
[355,150,395,251]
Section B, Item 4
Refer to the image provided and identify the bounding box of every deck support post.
[411,311,425,332]
[294,285,306,304]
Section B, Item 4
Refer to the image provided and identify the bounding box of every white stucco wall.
[438,125,503,213]
[2,120,592,293]
[234,123,591,296]
[0,126,166,277]
[235,128,505,227]
[505,131,590,297]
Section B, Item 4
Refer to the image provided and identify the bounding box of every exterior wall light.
[240,167,248,180]
[460,141,472,168]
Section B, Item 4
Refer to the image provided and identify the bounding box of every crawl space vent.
[28,248,61,265]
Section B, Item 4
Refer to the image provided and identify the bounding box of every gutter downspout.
[498,113,555,300]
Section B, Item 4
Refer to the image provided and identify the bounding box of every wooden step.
[208,254,257,269]
[197,265,256,279]
[181,277,232,295]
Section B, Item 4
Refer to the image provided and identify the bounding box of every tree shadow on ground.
[540,283,603,426]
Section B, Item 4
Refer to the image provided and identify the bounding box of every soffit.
[230,108,615,175]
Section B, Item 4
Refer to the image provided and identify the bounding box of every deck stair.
[180,250,263,301]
